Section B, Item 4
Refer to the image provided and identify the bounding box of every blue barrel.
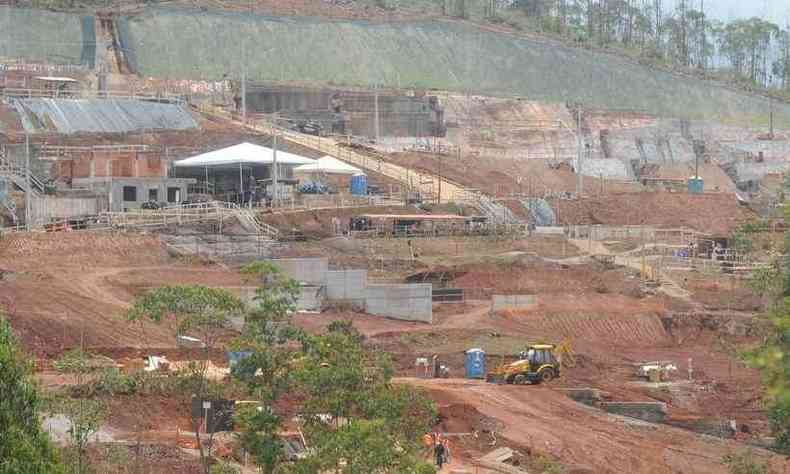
[350,173,368,196]
[688,177,704,194]
[465,348,486,379]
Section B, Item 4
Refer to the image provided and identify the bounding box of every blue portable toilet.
[465,348,486,379]
[350,173,368,196]
[688,176,704,194]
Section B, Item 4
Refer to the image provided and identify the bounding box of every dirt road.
[400,378,788,474]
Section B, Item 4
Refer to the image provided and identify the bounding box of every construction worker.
[442,437,451,465]
[434,439,446,469]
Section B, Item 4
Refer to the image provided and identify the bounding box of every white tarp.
[293,155,363,175]
[173,142,315,168]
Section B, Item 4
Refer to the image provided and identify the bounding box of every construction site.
[2,1,790,473]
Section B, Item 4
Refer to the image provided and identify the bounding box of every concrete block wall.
[271,259,432,323]
[600,402,667,423]
[365,283,432,323]
[491,295,537,312]
[224,285,323,314]
[271,258,328,285]
[326,270,367,304]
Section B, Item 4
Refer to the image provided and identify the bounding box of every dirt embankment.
[550,192,757,235]
[384,152,641,197]
[406,378,790,474]
[0,232,242,356]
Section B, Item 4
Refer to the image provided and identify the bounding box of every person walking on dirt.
[434,441,446,469]
[442,438,451,465]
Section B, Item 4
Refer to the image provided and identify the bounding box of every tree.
[294,328,437,473]
[233,261,302,474]
[127,286,245,474]
[50,349,107,474]
[745,205,790,453]
[0,314,64,473]
[773,28,790,91]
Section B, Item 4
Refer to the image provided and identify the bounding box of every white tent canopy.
[293,155,364,175]
[173,142,315,168]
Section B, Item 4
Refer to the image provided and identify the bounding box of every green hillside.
[0,7,94,67]
[117,7,789,127]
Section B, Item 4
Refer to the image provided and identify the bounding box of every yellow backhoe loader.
[486,341,575,385]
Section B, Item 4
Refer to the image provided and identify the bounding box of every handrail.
[1,88,186,104]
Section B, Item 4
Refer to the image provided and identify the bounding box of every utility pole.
[272,114,279,207]
[25,134,31,231]
[576,105,583,199]
[241,41,247,123]
[374,84,380,144]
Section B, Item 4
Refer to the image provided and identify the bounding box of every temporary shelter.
[293,156,363,175]
[173,142,315,168]
[173,143,315,199]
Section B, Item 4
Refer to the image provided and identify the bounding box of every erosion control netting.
[0,7,95,67]
[12,98,198,134]
[117,7,790,126]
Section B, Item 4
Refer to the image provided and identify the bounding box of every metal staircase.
[475,194,523,225]
[0,149,46,196]
[221,202,280,239]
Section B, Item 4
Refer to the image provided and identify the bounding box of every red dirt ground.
[2,230,777,473]
[384,152,642,197]
[547,192,757,235]
[406,378,790,474]
[0,232,243,356]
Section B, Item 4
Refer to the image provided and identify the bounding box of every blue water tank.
[350,173,368,196]
[465,348,486,379]
[688,176,704,194]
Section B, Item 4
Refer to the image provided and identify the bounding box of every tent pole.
[239,162,243,202]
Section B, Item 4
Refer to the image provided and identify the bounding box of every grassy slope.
[119,7,790,127]
[0,7,91,66]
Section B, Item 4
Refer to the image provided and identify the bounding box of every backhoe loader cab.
[486,344,562,385]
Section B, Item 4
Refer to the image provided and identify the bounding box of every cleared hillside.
[114,7,790,127]
[0,7,95,67]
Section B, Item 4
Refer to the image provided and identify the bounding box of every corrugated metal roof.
[12,98,198,134]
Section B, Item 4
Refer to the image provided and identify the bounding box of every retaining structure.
[600,402,667,423]
[365,283,432,323]
[325,269,367,305]
[271,258,328,285]
[491,295,536,312]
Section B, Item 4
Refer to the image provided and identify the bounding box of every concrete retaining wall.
[326,269,367,304]
[601,402,667,423]
[491,295,536,312]
[30,195,107,224]
[365,283,432,323]
[223,285,323,314]
[271,258,328,285]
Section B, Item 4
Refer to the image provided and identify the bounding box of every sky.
[667,0,790,25]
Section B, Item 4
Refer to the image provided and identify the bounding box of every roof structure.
[33,76,79,83]
[173,142,315,168]
[360,214,476,221]
[293,155,363,175]
[12,98,198,134]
